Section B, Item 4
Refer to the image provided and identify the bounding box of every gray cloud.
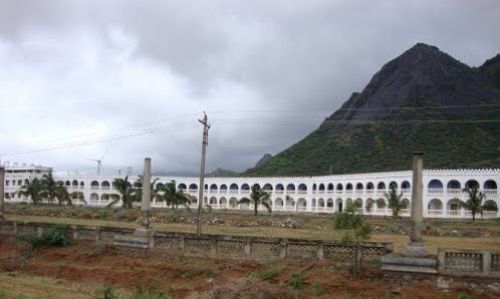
[0,0,499,175]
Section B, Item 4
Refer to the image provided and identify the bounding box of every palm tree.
[462,185,488,222]
[238,184,272,216]
[18,178,44,205]
[132,176,159,203]
[40,173,59,205]
[110,176,136,208]
[158,180,192,209]
[384,184,404,218]
[70,191,86,205]
[54,181,72,206]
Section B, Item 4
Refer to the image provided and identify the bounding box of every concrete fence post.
[95,227,101,243]
[210,237,217,256]
[180,235,185,251]
[36,226,43,237]
[437,249,446,272]
[482,251,492,276]
[244,238,251,256]
[317,243,324,259]
[13,221,17,235]
[72,225,79,240]
[280,240,287,259]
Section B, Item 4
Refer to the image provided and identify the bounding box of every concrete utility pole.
[197,112,210,236]
[0,167,4,219]
[141,157,152,212]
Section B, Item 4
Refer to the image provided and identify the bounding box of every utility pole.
[197,112,210,235]
[0,166,5,219]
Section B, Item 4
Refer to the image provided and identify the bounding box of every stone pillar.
[403,152,429,257]
[0,167,4,219]
[141,158,151,212]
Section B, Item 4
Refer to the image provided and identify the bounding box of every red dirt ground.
[0,241,498,298]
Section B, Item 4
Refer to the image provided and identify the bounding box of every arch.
[253,183,261,189]
[274,198,284,208]
[209,197,217,205]
[327,183,334,191]
[72,180,78,187]
[319,183,325,191]
[204,184,208,190]
[428,198,443,210]
[318,198,325,208]
[65,180,71,186]
[286,183,296,191]
[91,181,99,188]
[263,184,273,191]
[401,198,410,209]
[376,198,386,209]
[311,198,316,208]
[297,198,307,210]
[275,184,284,191]
[465,180,479,189]
[285,196,295,207]
[335,198,343,212]
[312,183,317,191]
[389,181,398,189]
[354,198,363,209]
[230,183,239,191]
[156,182,165,191]
[401,181,410,189]
[298,183,307,191]
[447,198,463,210]
[229,197,238,208]
[484,180,497,190]
[101,181,110,188]
[189,183,198,191]
[101,194,109,201]
[241,183,250,191]
[336,183,343,191]
[326,198,333,209]
[428,179,443,189]
[219,197,227,207]
[210,184,218,191]
[345,198,353,208]
[90,193,99,202]
[346,183,353,190]
[446,180,460,189]
[177,183,186,191]
[365,198,374,212]
[220,184,228,192]
[483,200,498,211]
[366,182,374,190]
[376,182,385,190]
[355,183,363,190]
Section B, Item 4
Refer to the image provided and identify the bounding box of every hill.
[244,43,500,176]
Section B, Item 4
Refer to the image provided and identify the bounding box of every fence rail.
[0,220,392,265]
[438,248,500,278]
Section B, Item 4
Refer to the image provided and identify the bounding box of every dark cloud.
[0,0,499,175]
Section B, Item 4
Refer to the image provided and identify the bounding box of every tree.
[157,180,192,209]
[70,191,86,205]
[40,173,59,205]
[238,184,272,216]
[110,176,137,208]
[384,184,404,218]
[18,178,44,205]
[462,185,492,222]
[132,176,159,203]
[54,181,72,206]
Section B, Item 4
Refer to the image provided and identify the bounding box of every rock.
[437,277,450,289]
[280,218,298,228]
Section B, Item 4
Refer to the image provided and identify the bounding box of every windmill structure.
[87,150,108,176]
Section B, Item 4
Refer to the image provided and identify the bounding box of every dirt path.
[0,241,498,298]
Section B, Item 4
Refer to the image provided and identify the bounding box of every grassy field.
[4,213,500,254]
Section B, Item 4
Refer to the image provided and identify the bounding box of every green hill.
[244,43,500,176]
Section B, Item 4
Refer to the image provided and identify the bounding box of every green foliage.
[130,285,170,299]
[17,225,71,248]
[334,202,372,243]
[312,283,325,296]
[237,184,272,216]
[457,293,472,299]
[385,185,404,218]
[95,208,110,220]
[462,186,494,222]
[100,285,119,299]
[257,266,280,281]
[287,273,305,290]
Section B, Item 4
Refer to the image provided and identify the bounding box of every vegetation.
[18,225,71,248]
[157,181,192,209]
[18,178,44,205]
[18,175,72,206]
[384,184,405,218]
[334,202,372,243]
[109,176,137,208]
[462,185,498,222]
[237,184,272,216]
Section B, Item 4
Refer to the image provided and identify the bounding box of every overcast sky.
[0,0,499,176]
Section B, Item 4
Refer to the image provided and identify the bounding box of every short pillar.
[317,243,324,260]
[244,238,251,256]
[482,251,492,276]
[210,238,217,256]
[280,240,287,259]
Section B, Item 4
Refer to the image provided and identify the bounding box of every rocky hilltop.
[245,43,500,176]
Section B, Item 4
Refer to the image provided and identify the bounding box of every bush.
[17,225,71,248]
[312,283,325,296]
[95,208,111,220]
[257,266,280,281]
[287,273,304,290]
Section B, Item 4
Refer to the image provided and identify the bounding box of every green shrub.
[100,285,119,299]
[17,225,71,248]
[129,285,170,299]
[287,273,304,290]
[312,283,325,296]
[95,208,111,220]
[257,266,280,281]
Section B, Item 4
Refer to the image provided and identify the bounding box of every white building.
[2,163,499,219]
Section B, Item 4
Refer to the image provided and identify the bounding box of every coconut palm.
[132,176,160,203]
[238,184,272,216]
[40,173,59,205]
[70,191,86,205]
[384,184,404,218]
[110,176,136,208]
[55,181,72,206]
[18,178,44,205]
[462,185,490,222]
[158,180,192,209]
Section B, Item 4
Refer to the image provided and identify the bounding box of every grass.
[4,209,500,254]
